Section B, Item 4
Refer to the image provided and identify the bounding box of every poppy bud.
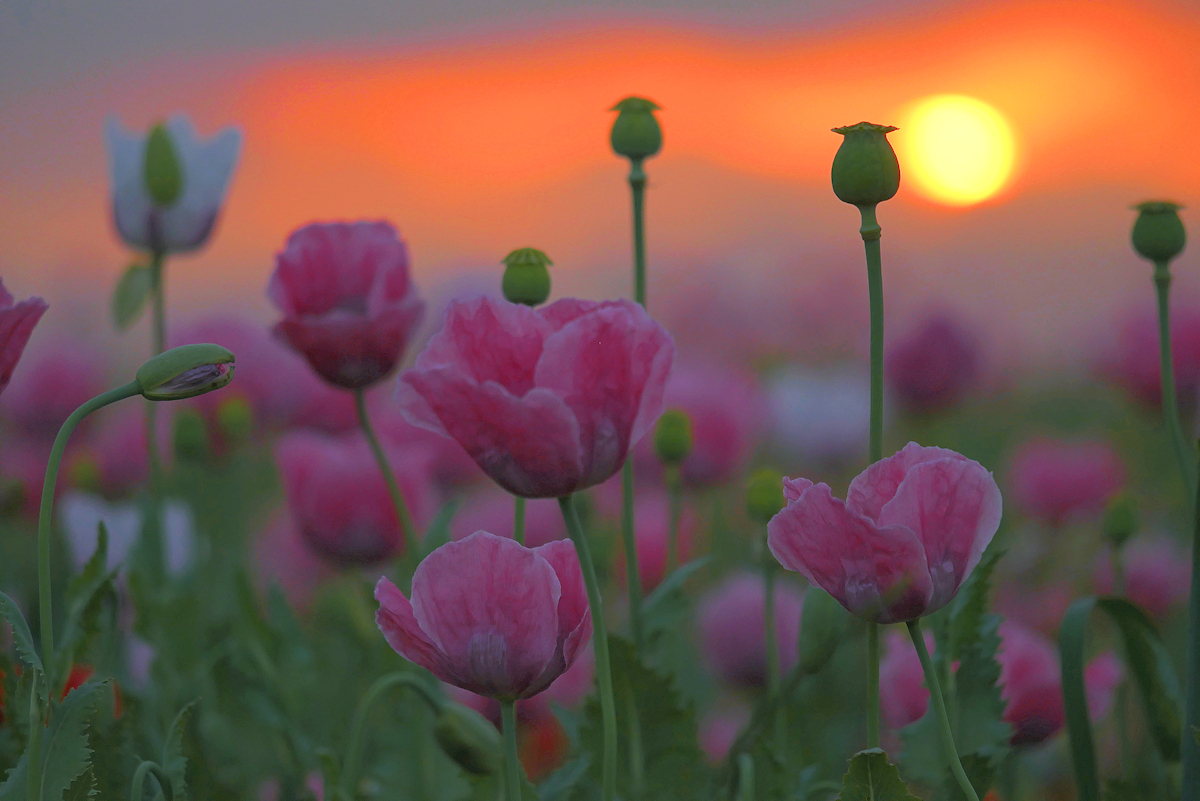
[797,587,843,674]
[433,703,503,776]
[143,123,184,207]
[217,395,254,443]
[1103,493,1139,550]
[137,344,235,401]
[654,409,693,466]
[501,248,552,307]
[1131,201,1186,264]
[831,122,901,208]
[745,469,784,525]
[610,97,662,161]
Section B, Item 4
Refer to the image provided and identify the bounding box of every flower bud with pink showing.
[375,531,592,700]
[696,573,803,688]
[451,490,565,548]
[397,296,674,498]
[1007,438,1124,527]
[1093,534,1191,618]
[885,309,981,414]
[275,431,434,566]
[769,443,1001,624]
[269,221,425,389]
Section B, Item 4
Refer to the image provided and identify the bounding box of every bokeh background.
[2,0,1198,368]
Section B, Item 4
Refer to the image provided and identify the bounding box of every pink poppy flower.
[268,221,425,390]
[634,359,766,486]
[0,280,46,396]
[275,431,434,566]
[885,309,982,414]
[397,296,674,498]
[367,391,482,488]
[0,336,106,439]
[768,443,1002,624]
[443,645,595,726]
[696,573,804,688]
[1007,438,1124,527]
[1093,535,1191,618]
[451,489,565,548]
[1096,300,1200,409]
[375,531,591,700]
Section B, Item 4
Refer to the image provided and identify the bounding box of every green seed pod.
[745,468,785,525]
[143,122,184,207]
[173,408,211,461]
[1131,201,1186,264]
[830,122,901,208]
[1103,493,1140,550]
[502,248,553,307]
[610,97,662,161]
[433,703,503,776]
[217,395,254,443]
[654,409,693,466]
[797,587,844,674]
[137,343,235,401]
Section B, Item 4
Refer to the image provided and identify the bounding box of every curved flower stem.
[860,202,885,748]
[559,495,617,801]
[513,496,526,546]
[354,389,418,566]
[907,619,980,801]
[666,465,683,573]
[1154,265,1197,499]
[501,700,524,801]
[130,760,172,801]
[340,671,442,798]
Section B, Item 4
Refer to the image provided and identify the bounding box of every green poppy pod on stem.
[610,97,663,161]
[654,409,693,466]
[501,248,553,307]
[1131,201,1186,263]
[1103,493,1140,549]
[831,122,901,207]
[143,122,184,207]
[433,704,503,776]
[745,468,785,525]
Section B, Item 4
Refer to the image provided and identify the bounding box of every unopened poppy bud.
[143,122,184,207]
[501,248,552,307]
[654,409,693,466]
[797,587,843,674]
[745,469,784,525]
[433,703,503,776]
[136,344,235,401]
[217,395,254,443]
[173,409,210,461]
[831,122,901,208]
[67,455,102,493]
[610,97,662,161]
[1103,493,1139,549]
[1131,201,1186,264]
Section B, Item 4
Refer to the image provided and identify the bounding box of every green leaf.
[538,756,590,801]
[0,751,28,801]
[0,590,43,674]
[162,700,198,800]
[946,549,1002,662]
[56,525,119,680]
[837,748,920,801]
[34,681,106,801]
[642,556,710,620]
[112,264,153,331]
[62,766,96,800]
[1059,596,1184,801]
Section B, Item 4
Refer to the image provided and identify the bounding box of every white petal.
[104,115,154,250]
[59,492,141,573]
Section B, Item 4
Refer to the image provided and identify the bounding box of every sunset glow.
[899,95,1017,206]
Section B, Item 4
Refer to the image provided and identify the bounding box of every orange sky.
[0,0,1197,363]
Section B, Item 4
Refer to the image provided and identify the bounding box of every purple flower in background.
[696,572,803,688]
[885,309,981,414]
[1093,534,1191,618]
[1008,438,1124,526]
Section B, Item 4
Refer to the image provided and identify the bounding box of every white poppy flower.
[104,114,241,254]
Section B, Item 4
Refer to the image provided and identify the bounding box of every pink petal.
[533,539,592,666]
[417,297,551,396]
[767,482,933,623]
[0,293,48,394]
[410,532,562,699]
[375,576,453,681]
[782,476,813,503]
[847,442,968,521]
[398,368,585,498]
[877,456,1002,611]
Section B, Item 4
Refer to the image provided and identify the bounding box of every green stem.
[1112,543,1136,782]
[621,462,643,648]
[621,675,645,800]
[340,671,442,798]
[27,679,42,801]
[907,620,980,801]
[1181,442,1200,800]
[501,700,524,801]
[736,753,755,801]
[763,555,785,753]
[145,250,167,576]
[354,389,418,566]
[629,158,647,307]
[666,465,683,573]
[1154,267,1197,498]
[513,496,526,546]
[130,760,172,801]
[559,495,617,801]
[859,202,885,749]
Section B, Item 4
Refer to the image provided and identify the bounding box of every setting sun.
[898,94,1016,206]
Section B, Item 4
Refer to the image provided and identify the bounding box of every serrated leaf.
[642,557,710,618]
[0,590,43,674]
[112,264,153,331]
[0,750,28,801]
[946,549,1002,661]
[57,526,119,680]
[34,681,106,801]
[162,700,198,800]
[62,766,96,800]
[837,749,920,801]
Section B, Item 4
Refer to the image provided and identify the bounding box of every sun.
[896,95,1016,206]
